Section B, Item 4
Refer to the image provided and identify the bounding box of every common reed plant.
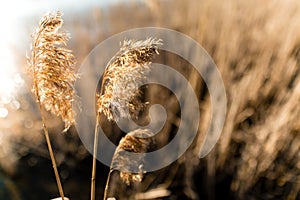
[91,38,161,200]
[28,11,77,200]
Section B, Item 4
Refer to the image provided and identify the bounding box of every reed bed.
[0,0,299,199]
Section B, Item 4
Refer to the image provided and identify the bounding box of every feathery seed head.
[97,38,162,121]
[111,129,154,185]
[29,11,77,131]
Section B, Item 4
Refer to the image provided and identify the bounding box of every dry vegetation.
[0,0,299,199]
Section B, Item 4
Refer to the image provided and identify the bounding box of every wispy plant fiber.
[97,38,162,121]
[29,11,77,131]
[111,129,154,185]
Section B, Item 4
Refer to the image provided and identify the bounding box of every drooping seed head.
[111,129,155,185]
[97,38,162,121]
[28,11,78,131]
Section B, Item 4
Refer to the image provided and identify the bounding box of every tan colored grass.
[92,38,161,200]
[112,129,154,185]
[97,38,162,121]
[28,11,77,200]
[104,129,154,199]
[145,0,300,198]
[29,11,77,131]
[169,0,300,198]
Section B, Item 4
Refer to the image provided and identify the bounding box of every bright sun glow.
[0,0,76,115]
[0,0,113,118]
[0,4,20,109]
[0,0,40,116]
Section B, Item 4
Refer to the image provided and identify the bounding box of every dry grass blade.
[29,11,77,131]
[97,38,162,121]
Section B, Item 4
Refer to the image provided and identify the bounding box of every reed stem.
[103,169,113,200]
[91,113,100,200]
[39,105,65,200]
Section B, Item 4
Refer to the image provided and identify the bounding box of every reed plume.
[28,11,77,200]
[91,38,161,200]
[104,129,155,199]
[29,11,77,131]
[97,38,162,121]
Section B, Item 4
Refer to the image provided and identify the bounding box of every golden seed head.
[28,11,78,131]
[111,129,155,185]
[97,38,162,121]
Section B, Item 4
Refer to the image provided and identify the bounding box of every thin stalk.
[39,105,65,200]
[103,169,113,200]
[91,113,100,200]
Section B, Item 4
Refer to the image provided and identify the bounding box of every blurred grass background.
[0,0,299,199]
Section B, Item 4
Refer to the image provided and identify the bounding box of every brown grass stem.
[103,169,113,200]
[91,113,100,200]
[40,105,65,200]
